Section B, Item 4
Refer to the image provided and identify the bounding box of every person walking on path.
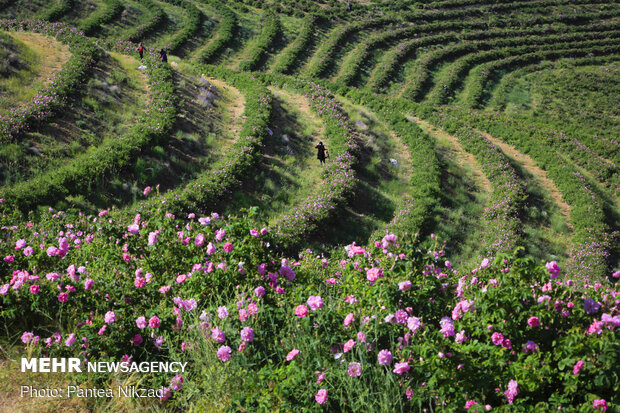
[315,141,328,165]
[159,48,167,63]
[138,43,144,59]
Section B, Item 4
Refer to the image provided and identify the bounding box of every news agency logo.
[21,358,188,373]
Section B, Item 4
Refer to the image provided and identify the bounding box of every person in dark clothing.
[315,141,327,164]
[159,49,167,63]
[138,43,144,59]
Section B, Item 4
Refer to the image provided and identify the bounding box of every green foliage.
[238,11,282,72]
[195,0,237,64]
[79,0,124,36]
[271,14,318,75]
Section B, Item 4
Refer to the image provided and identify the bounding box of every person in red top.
[138,43,144,59]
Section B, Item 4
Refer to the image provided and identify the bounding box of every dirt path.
[203,76,246,139]
[476,128,572,221]
[7,31,71,86]
[410,117,491,192]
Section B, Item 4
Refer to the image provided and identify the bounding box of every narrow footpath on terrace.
[312,96,415,248]
[476,128,572,222]
[223,86,328,222]
[1,32,71,113]
[411,116,573,263]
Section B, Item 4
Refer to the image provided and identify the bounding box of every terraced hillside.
[0,1,618,411]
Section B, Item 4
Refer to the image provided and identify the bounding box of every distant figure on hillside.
[138,43,144,59]
[315,141,328,164]
[159,48,167,63]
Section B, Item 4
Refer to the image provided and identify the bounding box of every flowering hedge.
[0,19,100,143]
[0,37,176,213]
[1,207,618,411]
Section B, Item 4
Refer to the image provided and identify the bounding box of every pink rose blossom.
[104,311,116,324]
[217,345,232,362]
[377,349,393,365]
[315,389,327,405]
[307,295,323,311]
[148,316,161,328]
[240,327,254,342]
[393,362,410,375]
[348,362,362,377]
[295,305,308,318]
[136,316,147,329]
[211,328,226,343]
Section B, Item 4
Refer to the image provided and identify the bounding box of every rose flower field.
[0,0,619,411]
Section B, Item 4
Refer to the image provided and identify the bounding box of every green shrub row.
[0,44,176,213]
[404,27,620,101]
[303,18,398,79]
[125,0,166,43]
[424,0,609,10]
[270,14,318,75]
[195,0,237,64]
[39,0,73,22]
[487,56,620,113]
[238,11,282,72]
[160,0,202,55]
[401,0,620,25]
[463,45,620,109]
[426,33,620,105]
[79,0,124,36]
[367,19,615,91]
